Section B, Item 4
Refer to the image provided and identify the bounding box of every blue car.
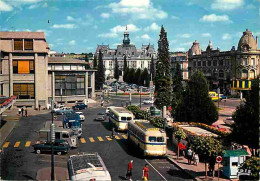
[72,103,88,110]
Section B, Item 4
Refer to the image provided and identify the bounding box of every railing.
[0,96,17,114]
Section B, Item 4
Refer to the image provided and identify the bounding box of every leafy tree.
[239,157,260,179]
[171,62,184,118]
[127,68,135,84]
[93,55,97,69]
[95,49,105,90]
[123,55,127,72]
[154,25,172,109]
[191,136,223,177]
[134,68,142,85]
[174,128,187,159]
[231,79,259,149]
[176,70,218,125]
[140,68,149,87]
[123,67,129,83]
[114,58,119,81]
[150,55,155,81]
[85,54,91,69]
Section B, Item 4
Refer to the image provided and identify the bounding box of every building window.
[249,70,255,79]
[251,58,255,65]
[132,52,134,55]
[213,60,217,66]
[14,39,23,50]
[242,59,247,66]
[193,61,196,67]
[119,52,121,55]
[241,69,248,79]
[219,70,224,78]
[13,60,34,74]
[13,83,35,99]
[198,61,201,66]
[208,60,211,66]
[219,59,223,66]
[24,39,33,50]
[203,61,206,66]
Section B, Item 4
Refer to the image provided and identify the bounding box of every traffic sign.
[216,156,222,163]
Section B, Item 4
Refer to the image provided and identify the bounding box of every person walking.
[187,147,193,165]
[101,100,104,107]
[125,160,133,180]
[142,164,149,181]
[39,104,41,111]
[193,153,199,166]
[111,127,115,139]
[18,108,21,115]
[21,107,24,117]
[25,108,28,117]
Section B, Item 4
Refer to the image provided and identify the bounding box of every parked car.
[224,117,234,125]
[76,112,85,122]
[33,139,70,155]
[72,103,88,110]
[219,94,227,100]
[95,113,105,121]
[56,107,73,115]
[143,99,154,104]
[53,105,65,112]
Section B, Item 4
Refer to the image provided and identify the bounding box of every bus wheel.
[57,152,62,155]
[36,149,41,154]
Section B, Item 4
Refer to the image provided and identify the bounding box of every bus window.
[121,117,127,121]
[55,132,60,139]
[149,136,156,142]
[157,137,164,142]
[127,117,132,121]
[62,133,69,138]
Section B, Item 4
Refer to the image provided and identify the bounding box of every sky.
[1,0,260,54]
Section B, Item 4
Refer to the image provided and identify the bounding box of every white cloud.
[67,16,75,21]
[100,13,110,18]
[98,33,118,38]
[93,25,98,29]
[173,48,186,52]
[141,34,151,39]
[36,29,52,36]
[254,32,260,36]
[222,33,231,40]
[144,23,160,32]
[52,24,76,29]
[245,4,256,9]
[180,42,193,46]
[69,40,76,46]
[0,1,13,12]
[111,24,140,33]
[200,14,230,22]
[171,16,180,20]
[202,33,211,37]
[211,0,243,10]
[178,34,191,38]
[108,0,168,20]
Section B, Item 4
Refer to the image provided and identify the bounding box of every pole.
[116,84,118,96]
[218,163,220,181]
[61,87,63,105]
[140,89,142,109]
[51,100,55,180]
[129,89,132,105]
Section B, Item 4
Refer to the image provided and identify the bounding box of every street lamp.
[129,89,132,106]
[50,100,55,180]
[138,87,142,108]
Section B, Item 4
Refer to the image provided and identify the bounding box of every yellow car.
[209,91,220,101]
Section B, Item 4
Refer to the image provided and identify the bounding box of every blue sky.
[1,0,260,53]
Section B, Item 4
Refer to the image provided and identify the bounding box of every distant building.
[170,52,189,80]
[188,29,259,94]
[95,26,157,79]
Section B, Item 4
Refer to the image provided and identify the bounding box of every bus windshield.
[149,136,164,142]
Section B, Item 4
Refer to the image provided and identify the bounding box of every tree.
[154,25,172,110]
[239,157,260,179]
[231,79,259,149]
[114,58,119,81]
[123,55,127,72]
[176,70,218,125]
[140,68,149,87]
[123,67,129,83]
[150,55,155,81]
[134,68,142,85]
[85,54,91,69]
[93,55,97,69]
[174,128,187,159]
[127,68,135,84]
[95,49,105,90]
[191,136,223,178]
[171,62,184,118]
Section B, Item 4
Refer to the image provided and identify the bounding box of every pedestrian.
[101,100,104,107]
[25,108,28,117]
[18,108,21,115]
[187,147,193,165]
[125,160,133,180]
[111,127,115,139]
[142,164,149,181]
[193,153,199,166]
[39,104,41,111]
[21,107,24,117]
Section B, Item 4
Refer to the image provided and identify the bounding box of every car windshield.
[98,112,105,115]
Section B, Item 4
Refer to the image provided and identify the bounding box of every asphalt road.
[0,96,193,180]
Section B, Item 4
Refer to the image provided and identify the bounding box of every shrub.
[150,117,166,128]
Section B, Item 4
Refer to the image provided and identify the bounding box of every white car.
[143,99,154,104]
[224,117,234,125]
[53,105,65,112]
[76,112,85,122]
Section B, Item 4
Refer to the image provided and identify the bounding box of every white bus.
[108,107,134,131]
[68,152,111,181]
[128,120,167,157]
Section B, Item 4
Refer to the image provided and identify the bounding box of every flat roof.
[179,125,218,137]
[48,57,89,64]
[0,32,46,39]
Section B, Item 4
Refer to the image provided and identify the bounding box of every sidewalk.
[36,167,69,180]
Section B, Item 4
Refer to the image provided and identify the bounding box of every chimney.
[256,36,258,49]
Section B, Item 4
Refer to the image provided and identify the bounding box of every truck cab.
[63,112,82,138]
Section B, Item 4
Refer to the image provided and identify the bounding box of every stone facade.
[188,29,259,94]
[95,27,157,79]
[170,52,189,80]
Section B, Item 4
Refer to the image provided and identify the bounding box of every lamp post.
[129,89,132,105]
[50,100,55,180]
[60,88,63,105]
[138,87,142,109]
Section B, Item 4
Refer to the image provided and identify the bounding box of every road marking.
[106,136,112,141]
[14,141,20,148]
[3,142,9,148]
[89,137,95,142]
[97,137,104,142]
[80,138,86,143]
[122,134,127,139]
[145,159,167,181]
[25,141,31,147]
[115,135,120,140]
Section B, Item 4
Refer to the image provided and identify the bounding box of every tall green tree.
[176,70,218,125]
[140,68,149,87]
[171,62,184,118]
[231,79,259,149]
[123,67,129,83]
[85,54,91,69]
[95,49,105,90]
[134,68,142,85]
[127,68,135,84]
[123,55,127,72]
[154,25,172,109]
[150,55,155,81]
[114,58,119,81]
[93,55,97,69]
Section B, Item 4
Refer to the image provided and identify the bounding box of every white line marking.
[145,159,167,181]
